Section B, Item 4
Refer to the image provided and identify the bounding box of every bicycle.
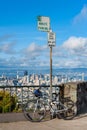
[23,87,77,122]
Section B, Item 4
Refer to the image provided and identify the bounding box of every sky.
[0,0,87,69]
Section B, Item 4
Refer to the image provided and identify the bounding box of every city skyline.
[0,0,87,69]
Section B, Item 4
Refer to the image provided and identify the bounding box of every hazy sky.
[0,0,87,69]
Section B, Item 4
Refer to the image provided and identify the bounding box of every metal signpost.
[48,30,56,100]
[37,16,56,100]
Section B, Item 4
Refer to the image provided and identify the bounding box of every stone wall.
[59,81,87,114]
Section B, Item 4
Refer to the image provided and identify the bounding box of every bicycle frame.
[39,93,68,116]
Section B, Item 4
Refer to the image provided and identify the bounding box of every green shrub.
[0,90,17,113]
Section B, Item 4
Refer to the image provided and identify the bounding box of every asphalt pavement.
[1,113,87,130]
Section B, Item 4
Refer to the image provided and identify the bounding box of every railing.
[0,85,61,113]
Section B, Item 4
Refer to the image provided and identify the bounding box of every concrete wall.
[59,81,87,114]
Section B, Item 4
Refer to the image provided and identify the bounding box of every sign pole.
[48,30,55,101]
[50,46,52,100]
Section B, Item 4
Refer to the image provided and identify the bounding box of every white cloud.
[0,34,17,54]
[22,42,48,58]
[49,36,87,68]
[0,42,17,54]
[62,36,87,56]
[73,5,87,24]
[1,36,87,68]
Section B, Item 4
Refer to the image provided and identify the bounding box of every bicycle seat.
[33,89,42,97]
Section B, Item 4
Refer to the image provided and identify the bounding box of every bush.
[0,90,17,113]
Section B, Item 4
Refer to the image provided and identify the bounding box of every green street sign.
[37,16,50,32]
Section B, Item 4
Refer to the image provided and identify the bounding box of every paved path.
[1,114,87,130]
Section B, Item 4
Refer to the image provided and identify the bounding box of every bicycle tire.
[23,99,46,122]
[57,98,77,120]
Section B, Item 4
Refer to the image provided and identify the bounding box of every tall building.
[23,70,29,84]
[24,70,28,76]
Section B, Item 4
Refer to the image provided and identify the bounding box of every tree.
[0,90,17,113]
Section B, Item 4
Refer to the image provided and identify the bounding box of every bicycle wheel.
[58,98,77,120]
[23,99,46,122]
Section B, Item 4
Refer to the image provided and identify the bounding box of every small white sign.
[37,16,50,32]
[48,32,56,46]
